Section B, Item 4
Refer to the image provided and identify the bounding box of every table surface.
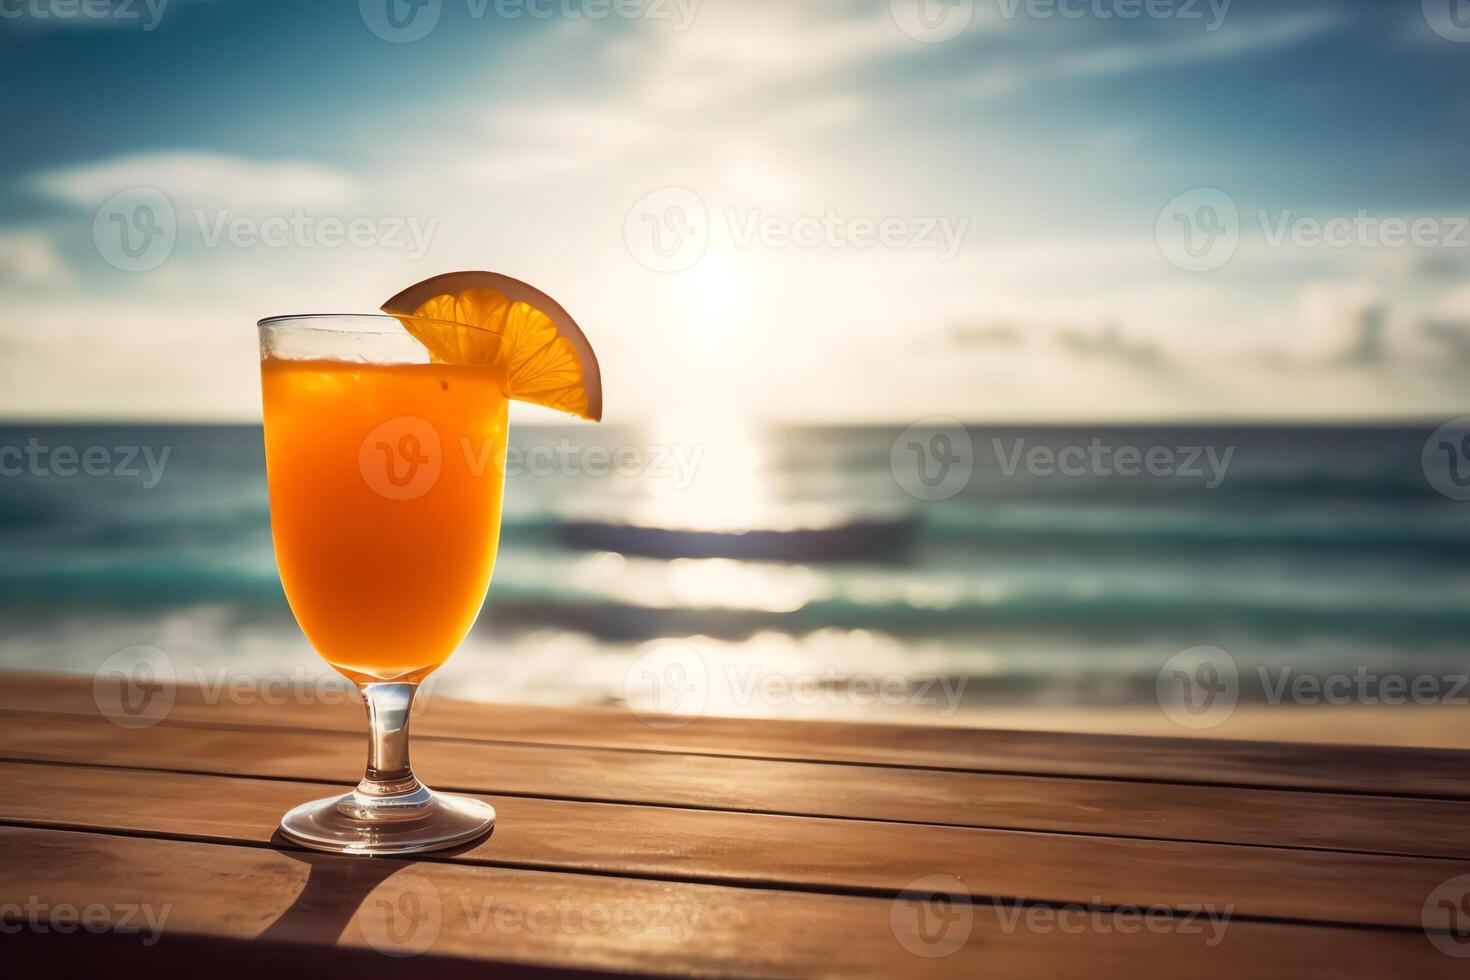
[2,670,1469,977]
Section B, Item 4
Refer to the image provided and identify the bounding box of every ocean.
[2,422,1468,722]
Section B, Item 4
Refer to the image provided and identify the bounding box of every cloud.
[1054,322,1164,367]
[1424,319,1470,363]
[0,231,71,286]
[34,152,359,211]
[1338,305,1387,366]
[957,11,1346,98]
[1291,280,1381,361]
[0,298,261,421]
[949,322,1025,349]
[1413,251,1470,281]
[956,66,1025,100]
[1417,288,1470,365]
[1054,11,1345,78]
[623,1,923,112]
[455,2,926,185]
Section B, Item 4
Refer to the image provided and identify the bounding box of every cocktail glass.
[258,313,505,854]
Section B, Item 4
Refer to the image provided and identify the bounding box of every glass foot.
[279,784,495,855]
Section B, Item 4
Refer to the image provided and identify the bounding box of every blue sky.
[2,0,1469,421]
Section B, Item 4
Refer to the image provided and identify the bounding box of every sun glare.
[670,250,752,352]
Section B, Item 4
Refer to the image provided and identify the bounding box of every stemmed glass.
[258,313,506,854]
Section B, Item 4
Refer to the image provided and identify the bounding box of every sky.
[2,0,1469,423]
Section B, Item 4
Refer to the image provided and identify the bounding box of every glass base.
[279,784,495,855]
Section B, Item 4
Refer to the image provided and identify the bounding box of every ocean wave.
[5,555,1467,643]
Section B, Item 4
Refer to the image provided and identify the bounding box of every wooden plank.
[1,760,1464,929]
[6,712,1470,860]
[7,670,1470,796]
[0,826,1457,979]
[1,933,565,979]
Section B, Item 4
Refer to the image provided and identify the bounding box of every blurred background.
[3,0,1470,740]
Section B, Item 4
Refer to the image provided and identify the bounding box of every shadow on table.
[257,829,491,949]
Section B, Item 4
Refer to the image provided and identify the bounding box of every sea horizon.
[4,420,1467,725]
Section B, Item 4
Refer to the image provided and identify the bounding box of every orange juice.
[261,358,507,682]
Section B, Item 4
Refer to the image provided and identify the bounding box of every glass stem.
[356,682,425,800]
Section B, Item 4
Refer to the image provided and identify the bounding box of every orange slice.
[383,271,602,421]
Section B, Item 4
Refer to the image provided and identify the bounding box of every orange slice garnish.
[383,271,602,421]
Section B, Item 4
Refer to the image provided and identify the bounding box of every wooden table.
[2,671,1468,977]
